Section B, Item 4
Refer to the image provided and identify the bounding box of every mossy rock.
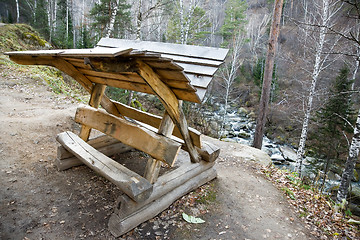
[352,169,359,182]
[0,24,51,52]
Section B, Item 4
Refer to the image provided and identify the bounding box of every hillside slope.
[0,23,51,52]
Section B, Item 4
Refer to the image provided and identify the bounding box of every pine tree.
[312,66,355,184]
[78,23,92,49]
[53,0,73,48]
[33,0,50,39]
[219,0,247,47]
[90,0,131,41]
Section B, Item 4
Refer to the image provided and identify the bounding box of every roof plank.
[96,38,229,61]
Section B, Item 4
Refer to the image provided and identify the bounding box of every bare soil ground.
[0,63,316,239]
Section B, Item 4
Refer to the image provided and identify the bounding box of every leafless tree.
[218,30,246,135]
[335,0,360,204]
[294,0,344,175]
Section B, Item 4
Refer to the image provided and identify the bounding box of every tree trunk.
[252,0,284,149]
[351,49,359,90]
[294,0,330,175]
[336,109,360,203]
[136,0,142,40]
[16,0,20,23]
[105,0,120,38]
[179,0,184,44]
[66,0,69,42]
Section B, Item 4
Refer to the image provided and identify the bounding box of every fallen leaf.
[182,212,205,224]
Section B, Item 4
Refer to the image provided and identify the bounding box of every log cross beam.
[135,60,200,163]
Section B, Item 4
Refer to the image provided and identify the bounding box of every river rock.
[238,107,248,117]
[209,121,219,131]
[279,146,297,162]
[349,203,360,217]
[238,130,251,139]
[271,153,285,161]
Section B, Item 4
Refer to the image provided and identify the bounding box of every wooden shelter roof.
[5,38,229,103]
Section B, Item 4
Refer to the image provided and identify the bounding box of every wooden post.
[79,83,107,141]
[144,112,175,183]
[136,60,200,163]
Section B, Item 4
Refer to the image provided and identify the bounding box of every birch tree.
[337,109,360,203]
[218,31,246,135]
[16,0,20,22]
[133,0,170,40]
[90,0,131,40]
[335,0,360,204]
[166,0,210,45]
[294,0,344,174]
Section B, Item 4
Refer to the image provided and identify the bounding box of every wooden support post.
[144,112,175,183]
[136,60,200,163]
[79,83,106,141]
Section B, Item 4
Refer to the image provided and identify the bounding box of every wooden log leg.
[79,83,106,141]
[136,60,200,163]
[144,112,175,183]
[177,100,200,163]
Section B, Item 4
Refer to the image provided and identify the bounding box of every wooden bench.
[5,38,228,237]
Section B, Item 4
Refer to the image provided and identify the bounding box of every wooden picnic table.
[5,38,229,236]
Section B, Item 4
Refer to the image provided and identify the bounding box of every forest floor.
[0,59,356,240]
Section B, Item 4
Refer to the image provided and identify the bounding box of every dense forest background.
[1,0,360,190]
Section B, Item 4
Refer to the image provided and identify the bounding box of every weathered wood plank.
[196,141,220,162]
[6,47,133,57]
[57,134,124,160]
[114,160,215,218]
[144,112,175,183]
[56,142,132,171]
[136,60,200,162]
[96,38,229,61]
[160,53,223,67]
[176,62,218,76]
[56,131,153,202]
[187,74,212,89]
[88,76,154,95]
[86,57,139,73]
[75,106,181,166]
[108,167,217,237]
[79,83,107,141]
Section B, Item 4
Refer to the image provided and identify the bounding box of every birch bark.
[16,0,20,23]
[105,0,120,38]
[219,32,245,136]
[294,0,333,174]
[136,0,142,40]
[336,109,360,203]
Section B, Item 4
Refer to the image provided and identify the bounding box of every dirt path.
[0,64,315,239]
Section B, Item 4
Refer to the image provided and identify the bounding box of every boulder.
[279,145,297,162]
